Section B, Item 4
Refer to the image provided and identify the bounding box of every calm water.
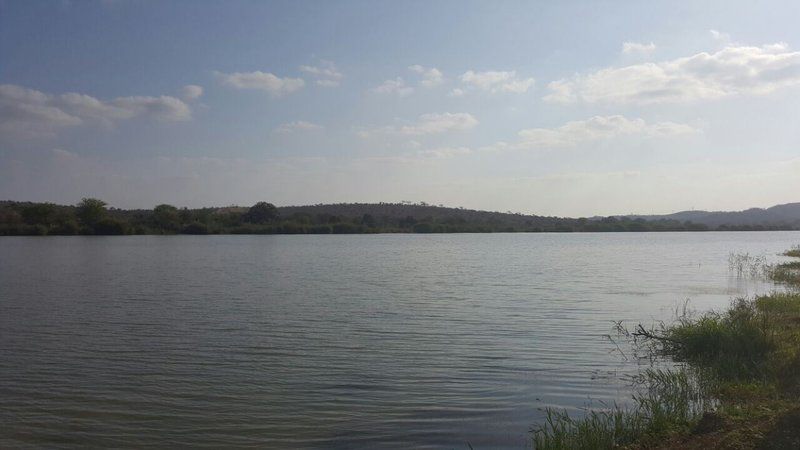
[1,232,798,448]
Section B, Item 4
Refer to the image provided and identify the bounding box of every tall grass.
[784,246,800,258]
[727,252,770,278]
[770,261,800,286]
[531,247,800,449]
[532,369,712,450]
[659,298,774,381]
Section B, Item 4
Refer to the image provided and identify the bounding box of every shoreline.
[532,247,800,449]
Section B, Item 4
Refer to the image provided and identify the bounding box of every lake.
[1,232,798,448]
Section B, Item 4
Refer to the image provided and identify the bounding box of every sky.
[2,0,800,217]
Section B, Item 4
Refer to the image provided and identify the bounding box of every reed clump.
[784,246,800,258]
[532,369,713,450]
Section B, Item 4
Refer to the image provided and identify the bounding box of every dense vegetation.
[532,249,800,449]
[4,199,793,236]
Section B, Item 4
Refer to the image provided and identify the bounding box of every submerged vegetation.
[532,248,800,449]
[2,198,797,236]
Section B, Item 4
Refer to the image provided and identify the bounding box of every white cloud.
[488,115,697,150]
[710,29,732,44]
[400,112,478,135]
[417,146,471,159]
[274,120,324,133]
[408,65,444,87]
[300,61,343,87]
[622,41,656,55]
[108,96,192,121]
[358,112,478,138]
[371,77,414,96]
[180,84,204,100]
[216,70,305,96]
[545,42,800,104]
[0,84,192,140]
[315,79,340,87]
[459,70,535,94]
[448,88,465,97]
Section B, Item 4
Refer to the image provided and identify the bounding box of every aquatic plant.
[727,252,770,278]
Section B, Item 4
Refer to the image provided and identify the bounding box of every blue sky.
[2,0,800,216]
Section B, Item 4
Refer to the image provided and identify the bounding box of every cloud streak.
[545,42,800,104]
[300,61,343,87]
[216,71,305,96]
[460,70,535,94]
[359,112,479,137]
[483,115,697,151]
[371,77,414,96]
[0,84,192,140]
[273,120,323,133]
[409,65,444,87]
[622,41,656,55]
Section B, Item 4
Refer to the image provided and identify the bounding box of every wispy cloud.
[408,65,444,87]
[482,115,697,151]
[273,120,324,134]
[416,146,471,159]
[545,42,800,104]
[371,77,414,96]
[216,70,305,96]
[710,29,732,44]
[299,60,343,87]
[180,84,204,100]
[459,70,535,94]
[0,84,193,141]
[622,41,656,55]
[358,112,478,137]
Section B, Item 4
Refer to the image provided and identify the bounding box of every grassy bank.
[531,249,800,449]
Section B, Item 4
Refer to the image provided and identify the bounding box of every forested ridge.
[1,199,796,236]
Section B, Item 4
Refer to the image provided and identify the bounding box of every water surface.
[1,232,798,448]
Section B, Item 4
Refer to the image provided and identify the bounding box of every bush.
[332,223,361,234]
[661,298,774,380]
[51,220,79,235]
[181,222,209,235]
[93,217,128,235]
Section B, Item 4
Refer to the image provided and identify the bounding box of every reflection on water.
[1,232,797,448]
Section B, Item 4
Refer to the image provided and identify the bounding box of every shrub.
[93,217,128,235]
[181,222,209,235]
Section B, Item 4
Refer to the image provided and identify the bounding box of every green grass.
[531,246,800,449]
[770,261,800,286]
[532,369,712,450]
[784,246,800,258]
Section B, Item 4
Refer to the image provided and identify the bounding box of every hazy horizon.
[2,1,800,216]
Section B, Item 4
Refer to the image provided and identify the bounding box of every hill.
[626,202,800,229]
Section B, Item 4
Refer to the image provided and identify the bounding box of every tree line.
[0,198,793,236]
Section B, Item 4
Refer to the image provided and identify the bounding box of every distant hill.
[1,199,798,235]
[624,202,800,229]
[277,202,571,230]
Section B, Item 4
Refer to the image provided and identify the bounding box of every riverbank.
[532,247,800,449]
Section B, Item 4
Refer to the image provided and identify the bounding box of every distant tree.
[76,198,107,227]
[0,208,23,225]
[93,217,128,235]
[361,213,376,227]
[21,203,56,226]
[244,202,279,224]
[153,204,180,232]
[399,215,417,228]
[182,222,209,235]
